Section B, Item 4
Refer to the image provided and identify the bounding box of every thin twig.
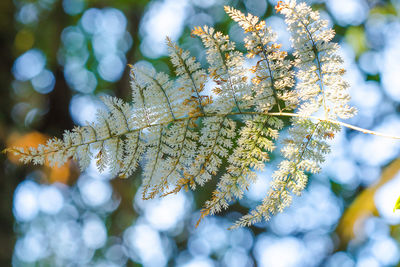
[267,112,400,140]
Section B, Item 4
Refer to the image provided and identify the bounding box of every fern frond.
[225,6,296,112]
[192,26,250,113]
[163,115,234,196]
[134,65,187,121]
[130,68,156,127]
[231,119,340,228]
[228,1,357,228]
[198,115,283,226]
[277,0,356,119]
[166,37,209,116]
[145,118,199,199]
[142,125,165,199]
[101,96,134,134]
[195,116,236,185]
[119,131,146,178]
[6,2,374,230]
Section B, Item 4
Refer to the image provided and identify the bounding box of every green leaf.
[345,26,366,58]
[393,195,400,212]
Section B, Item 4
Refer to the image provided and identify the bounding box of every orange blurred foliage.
[336,158,400,248]
[6,131,72,184]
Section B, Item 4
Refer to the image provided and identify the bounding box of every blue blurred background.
[2,0,400,266]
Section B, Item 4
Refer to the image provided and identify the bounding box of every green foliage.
[394,195,400,212]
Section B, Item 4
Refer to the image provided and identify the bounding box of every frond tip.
[9,2,394,230]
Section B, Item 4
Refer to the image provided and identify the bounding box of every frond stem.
[149,119,191,197]
[143,127,164,199]
[21,112,400,160]
[256,32,283,113]
[121,130,142,177]
[130,70,152,126]
[138,85,152,127]
[293,10,328,118]
[211,37,243,113]
[172,44,206,116]
[114,104,131,131]
[141,72,176,120]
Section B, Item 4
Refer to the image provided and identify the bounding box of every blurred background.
[1,0,400,266]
